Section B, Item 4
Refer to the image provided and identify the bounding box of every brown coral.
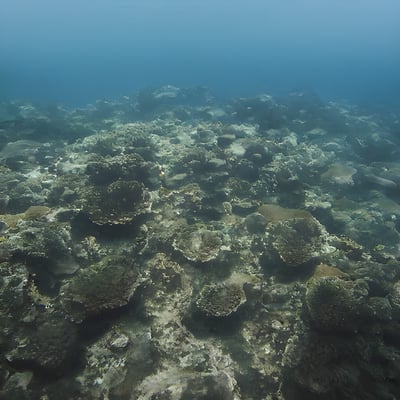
[268,217,324,267]
[196,282,246,317]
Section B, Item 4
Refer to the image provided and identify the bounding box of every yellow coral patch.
[24,206,51,220]
[312,263,348,280]
[0,206,51,228]
[258,204,313,224]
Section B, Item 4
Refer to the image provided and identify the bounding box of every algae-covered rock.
[60,256,140,321]
[243,142,273,166]
[6,311,78,372]
[364,297,392,322]
[0,371,33,400]
[132,364,241,400]
[329,235,364,260]
[142,253,192,319]
[321,163,357,185]
[196,282,246,317]
[306,276,366,332]
[0,262,29,314]
[283,331,364,396]
[244,212,268,234]
[74,325,154,400]
[0,140,40,171]
[180,372,240,400]
[7,222,79,277]
[389,281,400,320]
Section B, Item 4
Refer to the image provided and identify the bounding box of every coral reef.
[0,88,400,399]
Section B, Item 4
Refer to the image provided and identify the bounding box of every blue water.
[1,0,400,107]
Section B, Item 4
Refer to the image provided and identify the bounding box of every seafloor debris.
[0,87,400,399]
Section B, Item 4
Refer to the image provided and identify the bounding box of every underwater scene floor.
[1,86,400,399]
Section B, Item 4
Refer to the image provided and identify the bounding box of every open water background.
[1,0,400,107]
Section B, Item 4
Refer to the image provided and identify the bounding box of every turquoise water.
[1,0,400,106]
